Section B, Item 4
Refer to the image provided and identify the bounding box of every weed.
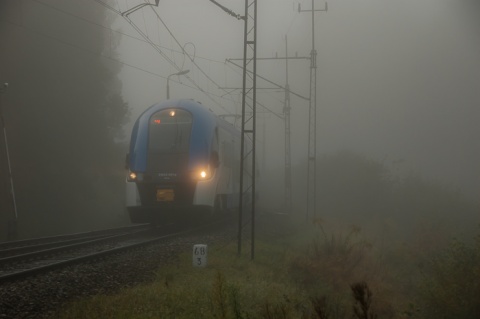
[211,271,228,319]
[351,282,377,319]
[229,286,245,319]
[419,228,480,319]
[311,296,330,319]
[261,300,289,319]
[50,218,480,319]
[290,222,373,293]
[310,295,347,319]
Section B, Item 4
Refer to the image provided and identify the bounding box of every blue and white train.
[125,99,242,223]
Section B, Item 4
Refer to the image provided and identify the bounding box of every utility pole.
[283,36,292,215]
[209,0,257,259]
[298,1,327,221]
[0,82,17,240]
[226,53,309,216]
[238,0,257,260]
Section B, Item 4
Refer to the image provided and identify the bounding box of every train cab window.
[148,109,192,153]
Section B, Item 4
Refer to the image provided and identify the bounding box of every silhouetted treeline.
[0,0,129,240]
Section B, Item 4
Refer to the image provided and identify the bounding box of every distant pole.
[284,36,292,215]
[225,54,310,217]
[298,1,327,221]
[0,82,18,240]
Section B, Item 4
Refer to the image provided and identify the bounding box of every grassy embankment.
[52,215,480,319]
[53,152,480,318]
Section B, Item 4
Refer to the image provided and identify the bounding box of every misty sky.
[106,0,480,199]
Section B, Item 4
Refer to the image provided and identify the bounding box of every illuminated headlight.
[127,171,137,182]
[169,110,176,117]
[192,168,211,180]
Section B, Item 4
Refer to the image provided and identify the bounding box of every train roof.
[136,99,236,132]
[128,99,238,172]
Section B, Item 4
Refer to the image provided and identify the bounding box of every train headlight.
[127,171,137,182]
[192,168,211,180]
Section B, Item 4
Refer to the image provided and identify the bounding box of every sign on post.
[193,244,207,267]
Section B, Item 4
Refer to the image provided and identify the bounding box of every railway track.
[0,219,226,284]
[0,224,151,252]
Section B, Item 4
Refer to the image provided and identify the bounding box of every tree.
[0,0,129,239]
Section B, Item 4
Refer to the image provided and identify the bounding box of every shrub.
[419,228,480,318]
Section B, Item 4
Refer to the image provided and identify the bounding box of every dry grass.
[52,217,480,319]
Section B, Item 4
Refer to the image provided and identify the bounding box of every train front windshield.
[147,109,192,175]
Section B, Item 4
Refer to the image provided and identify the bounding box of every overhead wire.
[114,0,121,12]
[95,0,284,119]
[286,0,302,35]
[3,19,167,80]
[122,15,242,111]
[37,0,225,65]
[34,0,240,108]
[226,59,309,101]
[145,3,238,114]
[92,0,238,114]
[10,1,240,106]
[128,14,234,115]
[141,7,149,39]
[92,0,121,14]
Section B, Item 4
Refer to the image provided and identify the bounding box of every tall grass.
[419,229,480,319]
[50,219,379,318]
[52,219,480,319]
[52,152,480,318]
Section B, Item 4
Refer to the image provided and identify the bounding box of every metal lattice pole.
[238,0,257,260]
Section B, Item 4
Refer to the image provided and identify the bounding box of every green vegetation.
[52,218,480,318]
[419,230,480,318]
[53,152,479,318]
[0,1,130,240]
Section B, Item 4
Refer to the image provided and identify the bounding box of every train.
[125,99,243,224]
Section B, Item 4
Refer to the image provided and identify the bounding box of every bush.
[419,228,480,318]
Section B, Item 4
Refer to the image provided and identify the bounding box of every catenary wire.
[95,0,238,114]
[145,3,238,114]
[34,0,288,119]
[27,0,242,107]
[3,19,237,104]
[123,14,235,115]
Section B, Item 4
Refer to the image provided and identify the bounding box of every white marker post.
[193,244,207,267]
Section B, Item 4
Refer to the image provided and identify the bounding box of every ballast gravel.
[0,225,236,319]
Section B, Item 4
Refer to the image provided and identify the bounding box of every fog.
[2,3,478,315]
[115,0,480,200]
[0,0,478,240]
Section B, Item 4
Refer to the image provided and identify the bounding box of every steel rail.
[0,234,115,258]
[0,219,226,284]
[0,224,150,250]
[0,228,154,266]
